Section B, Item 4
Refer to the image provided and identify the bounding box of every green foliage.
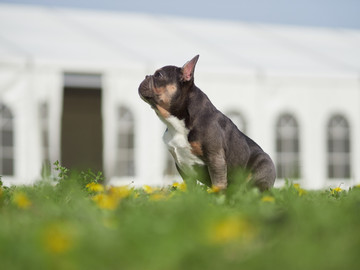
[53,160,69,181]
[0,170,359,270]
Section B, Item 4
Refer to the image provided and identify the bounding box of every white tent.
[1,4,359,188]
[1,4,360,73]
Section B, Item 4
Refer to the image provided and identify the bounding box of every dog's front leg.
[207,150,227,190]
[175,164,198,190]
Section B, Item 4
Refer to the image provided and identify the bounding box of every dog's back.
[188,88,276,190]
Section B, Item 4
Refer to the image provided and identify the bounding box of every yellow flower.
[261,196,275,203]
[179,182,187,191]
[86,182,104,193]
[108,186,131,199]
[172,182,187,191]
[209,217,255,244]
[43,224,75,254]
[293,184,307,196]
[92,193,118,210]
[143,185,158,194]
[13,192,32,209]
[331,187,343,195]
[149,193,167,201]
[172,182,180,188]
[207,186,221,194]
[298,188,307,196]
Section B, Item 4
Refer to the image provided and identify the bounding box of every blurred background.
[0,0,359,189]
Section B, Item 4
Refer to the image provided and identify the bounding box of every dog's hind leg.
[248,154,276,192]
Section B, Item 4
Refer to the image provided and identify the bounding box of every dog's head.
[138,55,199,119]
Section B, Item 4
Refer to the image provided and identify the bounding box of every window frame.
[114,106,135,177]
[327,114,351,180]
[0,103,15,176]
[275,113,301,179]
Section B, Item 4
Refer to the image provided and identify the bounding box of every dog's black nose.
[145,75,150,79]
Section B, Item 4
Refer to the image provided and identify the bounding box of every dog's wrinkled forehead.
[153,65,181,84]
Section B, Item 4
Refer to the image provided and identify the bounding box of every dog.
[138,55,276,191]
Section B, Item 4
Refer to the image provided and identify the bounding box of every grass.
[0,166,360,270]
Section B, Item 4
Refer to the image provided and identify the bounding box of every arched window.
[276,114,300,179]
[327,115,350,179]
[0,104,14,176]
[115,106,135,177]
[226,111,246,133]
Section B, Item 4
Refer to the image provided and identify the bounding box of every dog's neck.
[156,85,216,134]
[153,105,186,134]
[164,115,189,135]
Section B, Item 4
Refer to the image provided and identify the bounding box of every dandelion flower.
[209,217,255,244]
[86,182,104,193]
[172,182,180,188]
[261,196,275,203]
[149,193,167,201]
[293,183,300,189]
[298,188,307,196]
[178,182,187,191]
[331,187,343,195]
[207,186,221,193]
[92,193,118,210]
[13,192,32,209]
[143,185,157,194]
[108,186,131,199]
[293,183,307,196]
[172,182,187,191]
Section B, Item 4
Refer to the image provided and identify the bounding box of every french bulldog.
[138,55,276,191]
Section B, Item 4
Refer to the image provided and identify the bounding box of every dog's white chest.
[162,116,205,173]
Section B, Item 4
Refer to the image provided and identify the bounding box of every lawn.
[0,164,359,270]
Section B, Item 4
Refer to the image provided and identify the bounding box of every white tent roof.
[1,3,360,76]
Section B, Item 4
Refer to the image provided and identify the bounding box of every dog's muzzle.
[138,76,154,104]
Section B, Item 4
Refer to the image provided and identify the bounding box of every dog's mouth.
[138,78,157,108]
[139,93,153,107]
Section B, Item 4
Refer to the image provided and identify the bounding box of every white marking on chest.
[162,116,205,173]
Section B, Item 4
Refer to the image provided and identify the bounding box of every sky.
[0,0,360,29]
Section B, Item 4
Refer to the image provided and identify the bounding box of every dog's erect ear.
[181,55,199,82]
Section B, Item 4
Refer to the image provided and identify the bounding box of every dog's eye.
[154,71,163,79]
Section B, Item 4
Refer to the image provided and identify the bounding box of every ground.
[0,168,359,270]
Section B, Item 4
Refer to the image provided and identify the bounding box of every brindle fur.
[139,55,276,191]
